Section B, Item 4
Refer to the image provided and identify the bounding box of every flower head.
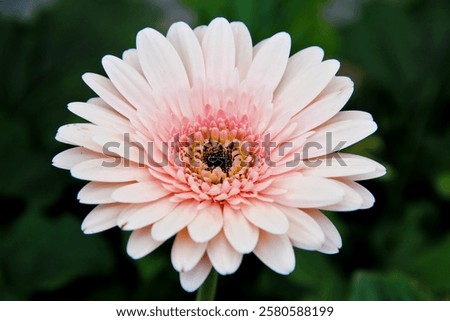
[53,17,385,292]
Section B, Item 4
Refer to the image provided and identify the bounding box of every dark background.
[0,0,449,300]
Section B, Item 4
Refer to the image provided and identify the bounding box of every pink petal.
[301,153,380,178]
[321,179,364,211]
[167,22,205,87]
[269,174,344,208]
[102,55,155,111]
[240,200,289,235]
[187,202,223,243]
[78,181,127,204]
[67,101,130,131]
[55,123,114,153]
[122,49,143,75]
[338,179,376,209]
[137,27,190,90]
[302,111,377,159]
[274,59,340,114]
[82,73,136,120]
[223,205,259,254]
[171,229,207,272]
[90,133,146,166]
[345,159,386,181]
[207,231,243,275]
[230,22,253,81]
[71,158,149,182]
[280,206,326,251]
[111,181,170,203]
[244,32,290,92]
[81,203,127,234]
[293,76,354,134]
[202,17,235,88]
[151,201,199,241]
[126,226,164,259]
[52,147,100,170]
[193,25,207,43]
[253,231,295,275]
[117,197,178,230]
[180,255,212,292]
[305,209,342,254]
[277,46,324,86]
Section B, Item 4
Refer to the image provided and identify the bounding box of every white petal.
[71,158,149,182]
[78,181,127,204]
[82,73,136,120]
[171,229,207,272]
[277,46,324,87]
[193,25,207,42]
[252,38,267,56]
[126,226,164,259]
[137,27,189,90]
[90,132,147,166]
[55,123,114,153]
[67,102,130,131]
[274,59,340,115]
[328,110,373,122]
[240,200,289,235]
[293,77,354,134]
[301,153,380,178]
[305,209,342,254]
[345,159,386,181]
[320,179,364,211]
[122,49,143,75]
[230,22,252,81]
[180,255,212,292]
[207,231,242,275]
[318,241,339,254]
[280,206,325,251]
[167,22,205,86]
[269,174,344,208]
[118,197,178,230]
[223,205,259,254]
[253,232,295,275]
[302,112,378,159]
[202,17,235,88]
[111,181,170,203]
[87,97,110,108]
[339,179,375,209]
[81,203,127,234]
[245,32,290,92]
[52,147,100,170]
[102,55,155,112]
[187,202,223,243]
[151,201,198,241]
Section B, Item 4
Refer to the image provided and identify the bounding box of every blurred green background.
[0,0,449,300]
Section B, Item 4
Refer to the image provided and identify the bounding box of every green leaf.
[434,171,450,200]
[341,2,420,92]
[349,271,429,300]
[0,212,115,298]
[135,255,166,282]
[384,201,438,269]
[183,0,338,54]
[410,234,450,293]
[288,250,346,300]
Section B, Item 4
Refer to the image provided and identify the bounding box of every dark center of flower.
[202,142,234,173]
[172,112,262,185]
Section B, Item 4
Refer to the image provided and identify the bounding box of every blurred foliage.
[0,0,449,300]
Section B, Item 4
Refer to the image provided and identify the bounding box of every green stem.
[196,270,218,301]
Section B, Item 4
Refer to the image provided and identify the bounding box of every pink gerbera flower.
[53,17,385,292]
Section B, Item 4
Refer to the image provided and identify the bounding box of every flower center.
[172,110,261,185]
[202,142,234,173]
